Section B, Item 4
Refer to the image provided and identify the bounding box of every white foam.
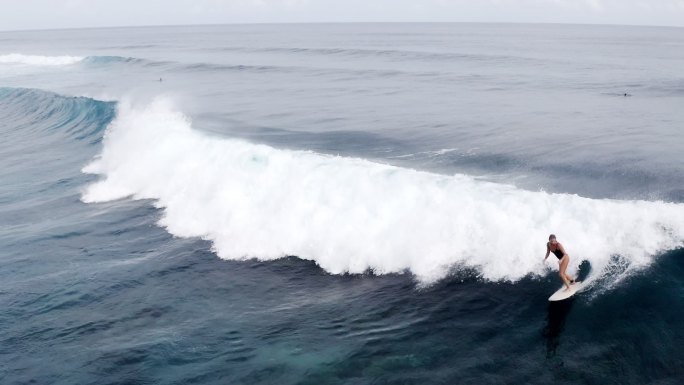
[0,53,84,66]
[82,99,684,284]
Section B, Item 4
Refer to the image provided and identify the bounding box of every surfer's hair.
[549,234,556,240]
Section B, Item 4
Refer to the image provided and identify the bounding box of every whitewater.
[0,53,84,66]
[81,98,684,284]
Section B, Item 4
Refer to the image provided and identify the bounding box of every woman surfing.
[544,234,575,290]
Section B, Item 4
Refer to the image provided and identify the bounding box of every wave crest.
[0,53,84,66]
[82,99,684,284]
[0,87,114,141]
[0,53,148,67]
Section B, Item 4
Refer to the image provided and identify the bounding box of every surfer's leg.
[564,273,574,283]
[559,256,571,289]
[562,256,574,283]
[563,271,574,283]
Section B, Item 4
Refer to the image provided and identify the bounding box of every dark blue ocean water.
[1,23,683,384]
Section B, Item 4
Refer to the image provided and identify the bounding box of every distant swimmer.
[544,234,574,290]
[624,92,631,97]
[159,77,163,82]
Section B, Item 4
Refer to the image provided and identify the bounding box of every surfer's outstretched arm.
[544,243,550,261]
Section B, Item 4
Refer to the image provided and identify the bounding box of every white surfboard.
[548,282,583,301]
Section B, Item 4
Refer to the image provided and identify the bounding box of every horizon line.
[1,20,683,34]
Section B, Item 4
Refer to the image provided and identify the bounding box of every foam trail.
[82,99,684,284]
[0,53,84,66]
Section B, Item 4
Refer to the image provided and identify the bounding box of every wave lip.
[0,87,115,142]
[0,53,85,66]
[81,99,684,285]
[82,55,145,65]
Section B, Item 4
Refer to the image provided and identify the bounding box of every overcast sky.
[1,0,683,31]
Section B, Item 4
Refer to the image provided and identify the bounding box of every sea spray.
[82,98,684,284]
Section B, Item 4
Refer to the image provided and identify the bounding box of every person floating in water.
[544,234,574,290]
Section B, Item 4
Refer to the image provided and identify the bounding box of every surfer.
[544,234,574,290]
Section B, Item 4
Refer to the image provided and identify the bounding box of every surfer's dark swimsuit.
[552,249,564,260]
[549,243,565,260]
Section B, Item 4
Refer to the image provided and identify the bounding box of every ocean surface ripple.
[1,23,683,384]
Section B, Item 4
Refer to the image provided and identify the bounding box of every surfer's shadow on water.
[541,259,591,358]
[542,299,575,359]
